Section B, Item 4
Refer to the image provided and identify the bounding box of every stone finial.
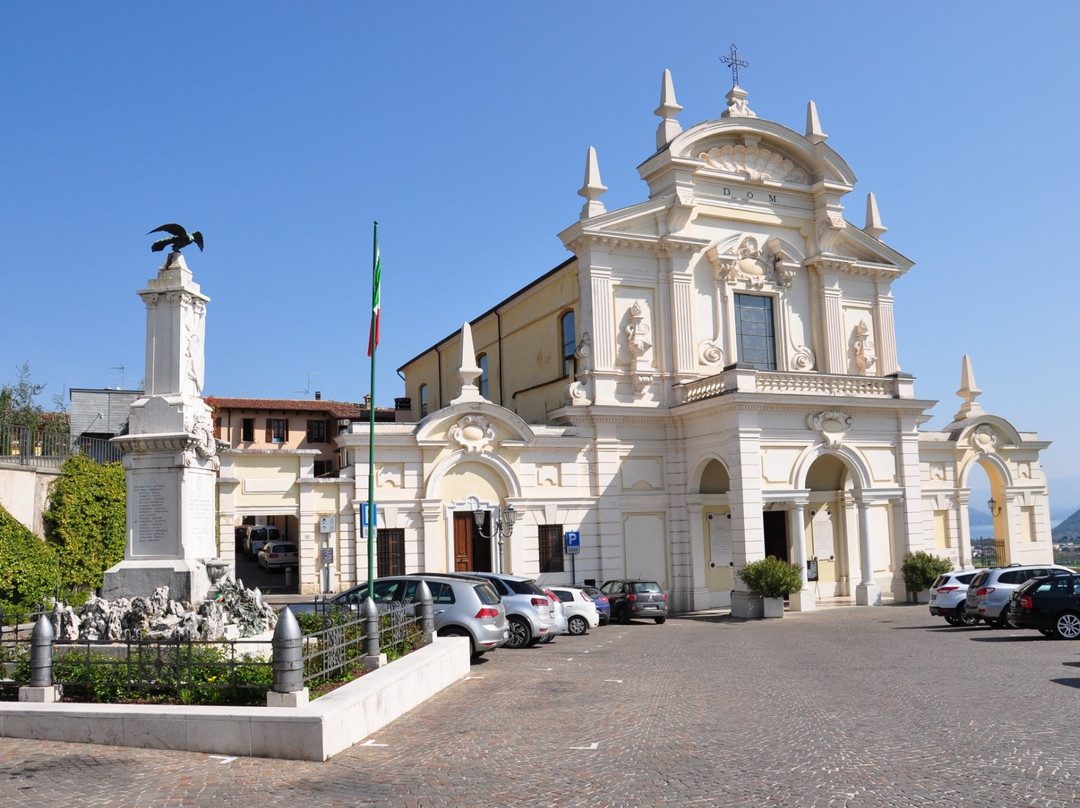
[805,101,828,144]
[654,69,683,149]
[864,192,887,239]
[953,354,985,421]
[721,85,756,119]
[451,322,485,404]
[578,146,607,219]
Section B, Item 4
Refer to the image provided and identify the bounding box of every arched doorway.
[698,458,734,604]
[803,453,853,597]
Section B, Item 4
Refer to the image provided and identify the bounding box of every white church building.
[318,70,1054,615]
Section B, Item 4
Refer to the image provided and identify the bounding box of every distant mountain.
[1053,508,1080,542]
[1050,476,1080,526]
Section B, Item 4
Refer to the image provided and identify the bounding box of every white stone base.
[19,686,59,703]
[267,688,309,708]
[856,582,882,606]
[762,597,785,618]
[101,559,210,603]
[789,590,816,612]
[730,591,763,619]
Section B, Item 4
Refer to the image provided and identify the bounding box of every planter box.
[762,597,785,618]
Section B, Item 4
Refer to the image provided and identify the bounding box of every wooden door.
[453,513,474,571]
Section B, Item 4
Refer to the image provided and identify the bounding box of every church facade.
[321,72,1053,613]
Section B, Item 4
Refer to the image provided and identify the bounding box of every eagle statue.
[148,223,204,255]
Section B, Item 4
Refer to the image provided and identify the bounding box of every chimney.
[314,391,321,400]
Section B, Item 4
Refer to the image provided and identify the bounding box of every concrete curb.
[0,635,470,761]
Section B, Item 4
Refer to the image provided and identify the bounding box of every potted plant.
[737,556,804,618]
[901,551,953,603]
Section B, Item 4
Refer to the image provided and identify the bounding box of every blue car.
[579,585,611,625]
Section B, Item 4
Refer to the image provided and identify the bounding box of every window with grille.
[306,419,328,443]
[266,418,287,443]
[539,524,564,573]
[377,528,405,577]
[734,294,776,371]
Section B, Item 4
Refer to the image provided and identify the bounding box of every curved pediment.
[656,117,857,188]
[414,401,535,449]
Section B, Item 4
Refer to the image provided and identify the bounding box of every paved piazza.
[3,603,1080,807]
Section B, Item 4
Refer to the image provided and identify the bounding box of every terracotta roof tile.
[205,397,393,420]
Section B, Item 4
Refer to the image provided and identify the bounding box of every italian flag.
[367,230,381,357]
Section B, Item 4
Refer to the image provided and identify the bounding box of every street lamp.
[473,503,516,574]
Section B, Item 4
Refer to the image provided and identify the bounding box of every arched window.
[561,311,576,377]
[419,384,429,418]
[477,353,489,399]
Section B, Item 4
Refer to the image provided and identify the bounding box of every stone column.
[787,498,815,612]
[854,493,881,606]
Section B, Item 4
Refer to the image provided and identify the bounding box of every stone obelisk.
[101,252,220,603]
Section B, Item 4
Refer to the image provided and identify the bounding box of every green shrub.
[43,454,126,601]
[738,556,804,599]
[901,551,953,593]
[0,504,60,613]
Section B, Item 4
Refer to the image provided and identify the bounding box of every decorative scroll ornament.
[789,343,815,371]
[565,331,593,405]
[698,339,724,367]
[449,415,497,455]
[808,411,854,449]
[852,320,876,376]
[700,144,809,184]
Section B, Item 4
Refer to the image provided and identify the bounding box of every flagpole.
[367,221,379,593]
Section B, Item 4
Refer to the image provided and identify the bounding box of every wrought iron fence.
[0,602,428,704]
[0,423,121,468]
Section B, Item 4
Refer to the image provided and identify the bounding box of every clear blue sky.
[2,2,1078,486]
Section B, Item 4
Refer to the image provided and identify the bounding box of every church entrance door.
[763,511,789,561]
[453,512,493,572]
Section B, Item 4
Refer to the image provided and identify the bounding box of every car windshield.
[506,579,547,597]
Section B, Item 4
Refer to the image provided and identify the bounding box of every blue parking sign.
[564,530,581,554]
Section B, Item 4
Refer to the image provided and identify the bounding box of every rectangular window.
[213,416,222,439]
[313,459,335,477]
[266,418,288,443]
[306,419,328,443]
[241,418,255,442]
[538,524,564,573]
[377,528,406,577]
[734,294,776,371]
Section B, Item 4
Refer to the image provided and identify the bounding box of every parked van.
[245,525,282,558]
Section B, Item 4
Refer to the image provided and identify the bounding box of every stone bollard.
[415,580,435,645]
[362,596,386,670]
[267,606,308,707]
[19,615,59,703]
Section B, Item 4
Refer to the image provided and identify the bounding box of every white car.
[547,585,601,635]
[927,569,980,626]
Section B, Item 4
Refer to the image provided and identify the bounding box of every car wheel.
[944,613,962,626]
[505,616,531,649]
[1055,612,1080,640]
[654,617,666,625]
[568,615,588,635]
[619,606,630,624]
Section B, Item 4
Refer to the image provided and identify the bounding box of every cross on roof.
[720,43,749,87]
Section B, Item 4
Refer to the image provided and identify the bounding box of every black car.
[600,579,668,624]
[1005,573,1080,639]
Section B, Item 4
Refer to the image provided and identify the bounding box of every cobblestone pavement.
[4,603,1080,807]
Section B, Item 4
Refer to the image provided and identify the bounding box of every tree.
[43,454,127,602]
[0,361,46,429]
[0,504,60,612]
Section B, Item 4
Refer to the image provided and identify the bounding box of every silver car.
[927,569,980,626]
[965,564,1073,628]
[331,574,509,655]
[449,572,560,648]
